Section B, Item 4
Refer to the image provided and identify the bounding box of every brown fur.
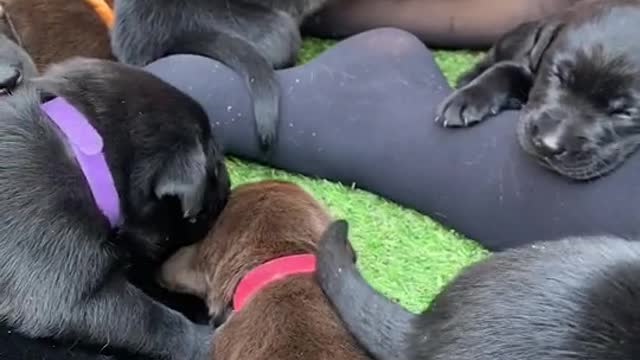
[0,0,114,70]
[160,180,370,360]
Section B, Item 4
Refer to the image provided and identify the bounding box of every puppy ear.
[155,142,208,220]
[529,21,562,71]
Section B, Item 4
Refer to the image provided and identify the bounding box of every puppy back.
[412,236,640,359]
[3,0,114,69]
[198,180,331,306]
[214,273,370,360]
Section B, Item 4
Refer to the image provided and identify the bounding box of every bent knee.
[358,27,427,56]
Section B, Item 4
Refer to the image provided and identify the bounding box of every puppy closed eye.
[607,101,636,119]
[610,109,634,119]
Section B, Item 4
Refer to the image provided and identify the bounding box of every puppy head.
[519,5,640,180]
[0,4,36,95]
[158,180,331,319]
[33,57,230,256]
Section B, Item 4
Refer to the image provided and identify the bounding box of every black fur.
[111,0,330,151]
[0,34,120,360]
[0,321,117,360]
[0,57,230,359]
[0,30,36,94]
[435,0,640,181]
[316,220,640,360]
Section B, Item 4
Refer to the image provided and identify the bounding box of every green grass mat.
[230,38,487,312]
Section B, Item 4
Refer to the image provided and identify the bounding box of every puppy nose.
[0,65,21,93]
[532,132,567,157]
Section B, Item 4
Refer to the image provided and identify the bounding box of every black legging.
[145,28,640,251]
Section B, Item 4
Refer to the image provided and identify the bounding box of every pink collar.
[41,97,121,227]
[232,254,317,311]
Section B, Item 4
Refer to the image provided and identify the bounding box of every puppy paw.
[436,84,521,128]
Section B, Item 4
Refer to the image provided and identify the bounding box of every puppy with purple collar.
[0,55,230,359]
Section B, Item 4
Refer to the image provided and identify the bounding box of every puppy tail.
[166,31,280,151]
[316,220,414,360]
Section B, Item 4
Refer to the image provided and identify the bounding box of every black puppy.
[436,0,640,180]
[315,220,640,360]
[111,0,331,151]
[0,57,230,359]
[0,31,114,360]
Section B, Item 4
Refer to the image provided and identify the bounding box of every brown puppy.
[0,0,114,69]
[159,180,370,360]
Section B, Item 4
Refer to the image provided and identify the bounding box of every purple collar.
[41,97,121,227]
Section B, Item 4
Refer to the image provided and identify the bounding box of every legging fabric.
[145,28,640,251]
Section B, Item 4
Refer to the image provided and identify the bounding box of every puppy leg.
[435,61,533,127]
[63,279,211,360]
[455,55,496,89]
[455,20,555,88]
[442,19,558,123]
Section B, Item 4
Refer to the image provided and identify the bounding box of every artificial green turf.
[229,38,488,312]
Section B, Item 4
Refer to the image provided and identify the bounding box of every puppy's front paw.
[435,84,525,128]
[436,61,532,128]
[436,84,512,128]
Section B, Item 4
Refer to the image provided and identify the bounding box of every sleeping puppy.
[158,180,370,359]
[0,0,114,70]
[315,220,640,360]
[435,0,640,180]
[0,57,230,359]
[111,0,332,151]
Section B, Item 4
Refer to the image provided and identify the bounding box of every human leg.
[145,28,640,250]
[303,0,579,48]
